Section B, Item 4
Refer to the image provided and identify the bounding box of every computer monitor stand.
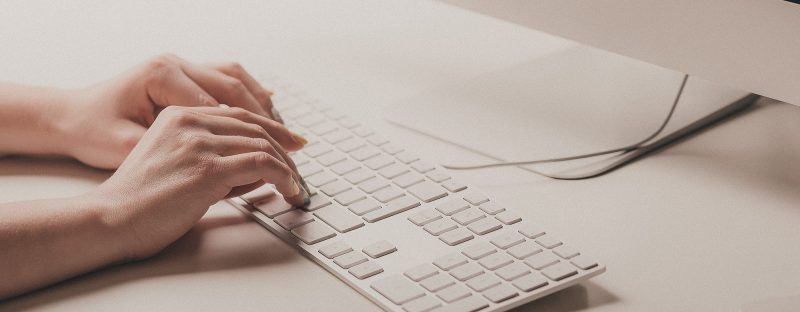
[384,45,755,178]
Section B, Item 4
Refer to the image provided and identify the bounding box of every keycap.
[466,274,501,292]
[490,232,526,249]
[365,154,395,170]
[553,245,580,259]
[394,172,425,188]
[512,273,548,292]
[402,295,441,312]
[298,162,323,177]
[371,275,426,305]
[305,194,332,211]
[333,250,368,269]
[439,228,474,246]
[451,208,486,225]
[373,186,405,203]
[524,252,559,270]
[495,262,530,281]
[349,261,384,279]
[478,252,513,270]
[381,143,404,155]
[321,129,352,144]
[291,221,337,245]
[423,218,458,236]
[296,113,325,127]
[253,199,293,218]
[366,135,390,146]
[482,284,518,303]
[352,126,374,137]
[535,235,563,249]
[395,151,420,164]
[433,253,468,271]
[330,159,360,175]
[461,242,497,260]
[408,181,449,203]
[314,205,364,233]
[348,197,381,215]
[317,151,346,166]
[323,109,347,120]
[570,255,598,270]
[448,263,484,281]
[378,163,410,179]
[405,263,439,282]
[337,116,360,129]
[495,211,522,225]
[467,218,502,235]
[320,180,351,196]
[518,225,546,239]
[410,160,436,173]
[273,209,315,230]
[318,241,352,259]
[289,153,311,166]
[310,121,338,135]
[363,240,397,258]
[462,192,489,205]
[241,186,275,205]
[408,209,442,226]
[442,180,467,192]
[334,189,366,206]
[420,273,455,292]
[351,146,381,161]
[344,168,375,184]
[303,143,333,158]
[426,170,451,183]
[363,196,420,222]
[337,137,367,153]
[433,295,488,312]
[436,199,470,216]
[541,262,578,281]
[307,171,337,187]
[358,177,390,193]
[478,202,505,215]
[507,241,543,260]
[436,284,471,303]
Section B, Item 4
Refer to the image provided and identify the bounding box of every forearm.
[0,83,73,156]
[0,195,127,299]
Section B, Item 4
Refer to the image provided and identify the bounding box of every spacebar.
[363,196,420,223]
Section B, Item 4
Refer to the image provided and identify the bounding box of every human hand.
[57,54,303,169]
[89,105,308,260]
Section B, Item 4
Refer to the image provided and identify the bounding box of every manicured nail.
[271,107,285,124]
[290,131,308,146]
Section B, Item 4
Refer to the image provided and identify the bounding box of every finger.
[143,60,218,109]
[207,62,280,122]
[175,60,269,117]
[226,181,266,199]
[216,152,305,206]
[192,106,306,151]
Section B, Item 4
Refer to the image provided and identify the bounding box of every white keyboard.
[227,78,606,312]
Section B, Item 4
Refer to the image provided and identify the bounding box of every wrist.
[75,190,138,264]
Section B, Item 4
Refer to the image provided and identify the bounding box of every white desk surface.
[1,1,799,311]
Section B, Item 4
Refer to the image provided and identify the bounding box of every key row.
[318,240,398,280]
[408,195,523,246]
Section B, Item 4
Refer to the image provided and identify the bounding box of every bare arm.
[0,84,74,157]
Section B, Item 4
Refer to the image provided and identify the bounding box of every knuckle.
[223,62,245,75]
[224,78,247,94]
[228,106,250,118]
[186,133,210,149]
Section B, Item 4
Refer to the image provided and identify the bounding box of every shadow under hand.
[0,156,109,183]
[511,281,619,312]
[2,215,293,311]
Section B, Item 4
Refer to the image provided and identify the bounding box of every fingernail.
[299,177,311,195]
[290,131,308,146]
[271,107,285,124]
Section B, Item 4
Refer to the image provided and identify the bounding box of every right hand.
[89,105,308,260]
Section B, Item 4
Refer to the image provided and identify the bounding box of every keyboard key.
[358,177,390,194]
[433,295,488,312]
[366,135,390,146]
[518,225,546,239]
[253,199,293,218]
[442,180,467,192]
[448,262,484,281]
[466,273,501,292]
[330,159,360,175]
[310,121,338,135]
[408,181,449,203]
[378,163,410,179]
[436,284,471,303]
[273,209,315,230]
[351,146,381,161]
[318,241,352,259]
[305,194,332,211]
[371,275,425,305]
[393,172,425,188]
[373,186,405,203]
[240,186,274,205]
[436,198,470,216]
[420,273,455,292]
[507,241,543,259]
[343,168,375,184]
[490,232,526,249]
[408,208,442,226]
[296,113,325,127]
[337,116,360,129]
[524,252,560,270]
[317,151,346,166]
[395,151,420,164]
[320,180,351,196]
[463,192,489,205]
[461,242,497,260]
[466,218,502,235]
[424,218,458,236]
[314,205,364,233]
[303,143,333,158]
[298,162,323,177]
[307,171,336,187]
[321,129,352,144]
[348,197,382,215]
[541,262,578,281]
[553,245,580,259]
[381,143,404,155]
[334,188,366,206]
[402,295,441,312]
[433,253,468,271]
[478,252,514,270]
[478,202,505,215]
[482,284,518,303]
[363,240,397,258]
[405,264,439,282]
[495,211,522,225]
[512,273,549,292]
[337,137,367,153]
[426,170,451,183]
[349,261,384,279]
[333,250,368,269]
[451,208,486,225]
[410,160,436,173]
[495,262,530,281]
[289,153,311,166]
[352,126,374,137]
[365,154,395,170]
[570,255,599,270]
[362,196,420,222]
[535,235,563,249]
[439,227,474,246]
[291,221,337,245]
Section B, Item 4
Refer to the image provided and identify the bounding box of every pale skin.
[0,54,309,300]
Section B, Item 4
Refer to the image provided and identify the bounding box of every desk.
[1,1,799,311]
